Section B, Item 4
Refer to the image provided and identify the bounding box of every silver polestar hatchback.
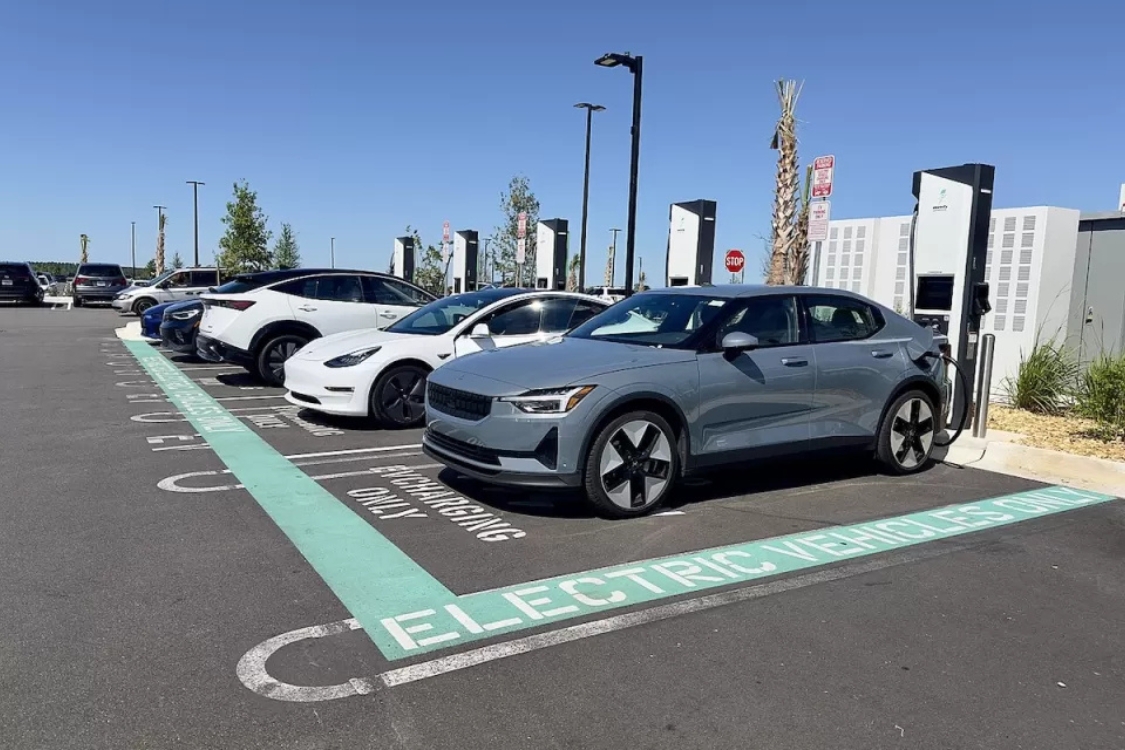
[422,285,949,518]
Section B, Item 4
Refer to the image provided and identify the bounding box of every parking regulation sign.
[811,155,835,198]
[808,200,831,242]
[442,221,451,243]
[516,238,526,264]
[517,212,527,240]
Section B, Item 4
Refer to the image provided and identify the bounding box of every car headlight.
[499,385,596,414]
[324,347,382,368]
[170,308,201,321]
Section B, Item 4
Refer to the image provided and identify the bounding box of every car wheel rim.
[890,397,935,469]
[268,341,299,382]
[379,370,426,424]
[598,419,674,510]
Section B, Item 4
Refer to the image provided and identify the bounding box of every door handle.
[383,313,398,319]
[781,357,808,367]
[871,350,894,359]
[297,305,317,312]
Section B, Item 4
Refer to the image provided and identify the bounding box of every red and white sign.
[516,238,526,264]
[807,200,831,242]
[442,221,451,243]
[811,155,835,198]
[517,212,527,239]
[724,249,745,274]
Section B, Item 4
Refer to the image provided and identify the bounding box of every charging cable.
[918,351,971,447]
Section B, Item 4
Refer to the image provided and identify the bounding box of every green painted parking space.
[128,340,1117,662]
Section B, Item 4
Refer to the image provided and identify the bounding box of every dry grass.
[988,405,1125,462]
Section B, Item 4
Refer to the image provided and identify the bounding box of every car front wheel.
[582,410,680,519]
[132,298,156,315]
[876,389,937,474]
[370,364,429,428]
[256,334,309,386]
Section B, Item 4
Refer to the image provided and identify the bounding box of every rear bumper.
[195,334,254,367]
[75,286,127,301]
[0,288,39,301]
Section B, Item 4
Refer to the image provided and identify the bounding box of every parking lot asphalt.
[3,306,1124,749]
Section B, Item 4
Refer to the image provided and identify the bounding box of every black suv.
[0,262,44,305]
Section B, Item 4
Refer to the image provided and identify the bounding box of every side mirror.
[721,331,759,352]
[470,323,492,338]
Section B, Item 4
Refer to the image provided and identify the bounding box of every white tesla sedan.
[282,288,610,428]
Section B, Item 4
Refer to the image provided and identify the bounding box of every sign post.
[515,212,527,287]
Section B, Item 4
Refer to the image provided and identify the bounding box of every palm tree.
[767,79,803,285]
[155,213,167,274]
[787,165,814,285]
[79,234,90,264]
[566,254,581,291]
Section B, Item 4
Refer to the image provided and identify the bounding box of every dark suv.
[73,263,129,307]
[0,263,44,305]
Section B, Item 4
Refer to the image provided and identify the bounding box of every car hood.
[435,336,695,392]
[293,328,422,361]
[146,303,176,318]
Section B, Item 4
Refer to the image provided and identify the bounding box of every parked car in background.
[0,262,44,305]
[73,263,129,307]
[140,301,175,340]
[159,299,204,355]
[37,273,59,296]
[585,286,627,303]
[196,268,436,386]
[423,285,948,518]
[283,288,610,428]
[113,267,225,315]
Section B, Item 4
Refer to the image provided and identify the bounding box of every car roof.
[232,268,420,284]
[642,284,879,303]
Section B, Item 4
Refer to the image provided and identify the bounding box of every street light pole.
[574,103,605,292]
[330,237,335,268]
[594,52,643,297]
[186,181,204,266]
[609,227,621,286]
[130,221,136,278]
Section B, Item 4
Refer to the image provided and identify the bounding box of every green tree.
[492,175,539,286]
[143,259,156,278]
[217,180,273,273]
[273,223,302,269]
[405,225,446,296]
[171,251,184,269]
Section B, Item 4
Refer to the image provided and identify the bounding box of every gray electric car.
[421,285,948,518]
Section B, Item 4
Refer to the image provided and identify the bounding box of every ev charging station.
[665,200,717,286]
[392,236,416,283]
[909,163,995,427]
[535,219,569,290]
[451,230,479,293]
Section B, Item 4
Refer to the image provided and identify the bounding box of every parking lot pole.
[972,333,996,439]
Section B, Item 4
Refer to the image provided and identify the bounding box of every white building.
[809,206,1083,401]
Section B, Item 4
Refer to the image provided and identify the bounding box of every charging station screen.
[916,275,955,310]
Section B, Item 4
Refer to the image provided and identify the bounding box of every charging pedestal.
[535,219,569,290]
[393,236,416,284]
[452,230,479,293]
[910,163,995,426]
[665,200,717,286]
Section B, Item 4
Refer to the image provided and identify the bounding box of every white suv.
[113,267,225,314]
[196,268,435,385]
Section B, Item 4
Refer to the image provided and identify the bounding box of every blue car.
[158,299,204,355]
[141,301,176,340]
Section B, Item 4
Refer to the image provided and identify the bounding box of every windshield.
[387,289,522,336]
[567,293,732,347]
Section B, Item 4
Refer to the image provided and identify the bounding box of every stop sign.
[725,249,745,273]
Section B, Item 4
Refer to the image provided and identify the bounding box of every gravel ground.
[988,405,1125,462]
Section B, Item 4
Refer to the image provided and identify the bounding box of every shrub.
[1002,338,1079,415]
[1075,352,1125,440]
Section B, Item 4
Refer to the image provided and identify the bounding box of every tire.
[73,296,84,308]
[255,334,309,386]
[582,410,680,519]
[370,364,430,428]
[132,297,157,315]
[876,389,938,475]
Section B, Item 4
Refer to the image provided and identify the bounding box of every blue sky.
[2,0,1121,283]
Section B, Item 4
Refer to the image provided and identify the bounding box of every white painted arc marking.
[236,537,981,701]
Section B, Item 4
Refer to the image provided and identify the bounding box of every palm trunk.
[768,80,802,286]
[787,164,814,285]
[155,214,166,274]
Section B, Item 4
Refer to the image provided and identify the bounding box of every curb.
[939,432,1124,497]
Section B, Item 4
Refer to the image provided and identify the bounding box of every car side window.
[536,298,598,333]
[189,270,218,287]
[362,276,428,306]
[167,271,189,287]
[314,275,365,303]
[484,300,541,336]
[273,278,317,299]
[716,295,800,347]
[383,278,432,305]
[804,294,884,342]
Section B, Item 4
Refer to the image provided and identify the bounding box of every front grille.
[425,429,501,465]
[427,382,491,421]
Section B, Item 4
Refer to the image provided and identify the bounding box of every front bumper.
[282,356,370,417]
[111,296,134,311]
[160,322,198,353]
[421,383,615,489]
[195,334,254,366]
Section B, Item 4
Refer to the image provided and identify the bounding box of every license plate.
[96,281,106,287]
[1,280,11,286]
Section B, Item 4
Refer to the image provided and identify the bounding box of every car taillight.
[74,276,89,285]
[216,299,256,311]
[115,277,127,286]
